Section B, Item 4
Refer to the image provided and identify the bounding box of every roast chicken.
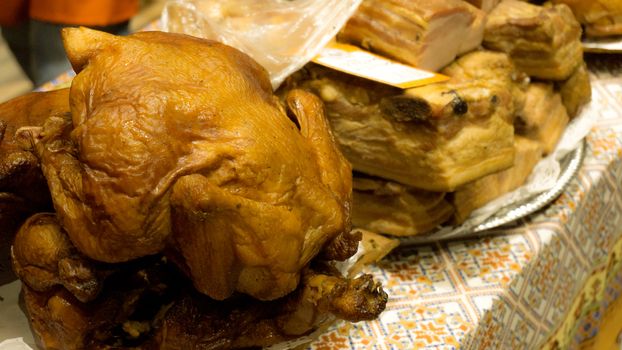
[34,27,353,302]
[8,27,388,349]
[0,89,66,283]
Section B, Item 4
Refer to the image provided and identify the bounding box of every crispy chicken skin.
[154,272,386,350]
[31,27,352,301]
[21,269,387,350]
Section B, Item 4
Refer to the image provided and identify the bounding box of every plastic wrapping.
[162,0,362,89]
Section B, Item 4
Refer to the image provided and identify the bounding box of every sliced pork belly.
[338,0,486,71]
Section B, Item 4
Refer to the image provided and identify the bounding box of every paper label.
[312,42,448,89]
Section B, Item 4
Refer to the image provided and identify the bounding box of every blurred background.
[0,0,165,103]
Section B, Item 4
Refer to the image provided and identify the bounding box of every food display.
[0,0,606,347]
[279,0,592,237]
[1,27,392,349]
[338,0,486,71]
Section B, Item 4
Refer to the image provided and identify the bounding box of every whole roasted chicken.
[7,27,388,349]
[35,27,352,302]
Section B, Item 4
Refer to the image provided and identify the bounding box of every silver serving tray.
[583,37,622,53]
[400,140,586,245]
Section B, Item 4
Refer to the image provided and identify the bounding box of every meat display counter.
[1,33,622,350]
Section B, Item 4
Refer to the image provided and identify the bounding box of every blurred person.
[0,0,139,86]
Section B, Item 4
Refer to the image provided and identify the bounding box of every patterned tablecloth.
[6,52,622,349]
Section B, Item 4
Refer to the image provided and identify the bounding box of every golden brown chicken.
[0,89,67,284]
[12,213,106,303]
[9,27,390,350]
[28,27,355,303]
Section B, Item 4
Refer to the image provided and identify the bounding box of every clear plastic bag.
[161,0,362,89]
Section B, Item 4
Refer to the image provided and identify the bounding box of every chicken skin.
[32,27,352,301]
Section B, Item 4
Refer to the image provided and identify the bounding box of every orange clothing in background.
[0,0,139,27]
[0,0,29,26]
[30,0,139,26]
